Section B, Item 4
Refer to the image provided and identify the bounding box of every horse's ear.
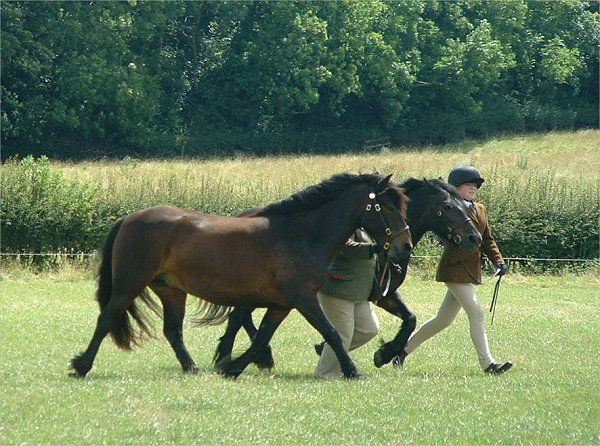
[377,174,393,190]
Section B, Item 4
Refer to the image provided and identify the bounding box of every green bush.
[480,168,599,260]
[1,156,100,252]
[1,156,598,264]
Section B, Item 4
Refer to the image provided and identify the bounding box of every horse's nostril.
[405,243,413,253]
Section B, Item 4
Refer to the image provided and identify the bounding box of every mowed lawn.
[0,273,598,445]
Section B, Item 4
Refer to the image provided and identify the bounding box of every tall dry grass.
[58,129,598,202]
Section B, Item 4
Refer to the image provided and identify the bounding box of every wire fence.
[0,252,597,261]
[1,251,597,275]
[0,251,600,262]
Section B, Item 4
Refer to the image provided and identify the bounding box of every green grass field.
[1,273,598,445]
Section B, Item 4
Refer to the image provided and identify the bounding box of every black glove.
[496,262,509,276]
[369,243,384,257]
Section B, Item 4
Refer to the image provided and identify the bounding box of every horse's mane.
[259,173,388,216]
[400,177,460,199]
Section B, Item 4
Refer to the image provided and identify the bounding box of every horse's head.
[361,174,413,262]
[402,178,481,251]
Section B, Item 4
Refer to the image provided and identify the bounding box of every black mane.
[260,173,385,216]
[400,177,460,199]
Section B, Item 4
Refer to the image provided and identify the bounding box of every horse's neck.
[407,203,428,246]
[295,192,365,257]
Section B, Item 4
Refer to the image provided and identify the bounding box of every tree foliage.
[1,0,597,158]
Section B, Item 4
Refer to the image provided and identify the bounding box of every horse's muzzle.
[463,233,482,251]
[389,240,412,262]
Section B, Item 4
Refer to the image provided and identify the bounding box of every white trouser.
[314,292,379,379]
[404,282,495,370]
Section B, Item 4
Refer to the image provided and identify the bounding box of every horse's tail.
[192,301,233,327]
[95,219,160,351]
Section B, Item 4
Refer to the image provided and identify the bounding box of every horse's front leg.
[217,307,290,379]
[373,290,416,368]
[290,291,362,379]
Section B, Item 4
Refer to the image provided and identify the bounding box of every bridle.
[430,202,480,282]
[364,191,410,252]
[430,205,472,247]
[363,190,409,300]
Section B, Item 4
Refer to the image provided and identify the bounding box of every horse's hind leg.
[373,291,416,368]
[217,308,290,379]
[215,307,275,370]
[70,311,113,378]
[214,307,246,368]
[70,291,138,378]
[150,285,197,374]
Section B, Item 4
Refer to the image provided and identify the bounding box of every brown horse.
[213,178,482,371]
[69,173,412,379]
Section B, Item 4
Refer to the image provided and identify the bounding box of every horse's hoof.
[253,346,275,370]
[222,369,242,379]
[345,371,364,380]
[373,349,388,368]
[255,362,274,371]
[68,371,86,379]
[254,355,275,371]
[183,363,199,374]
[214,355,231,372]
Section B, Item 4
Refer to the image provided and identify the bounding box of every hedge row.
[1,156,598,262]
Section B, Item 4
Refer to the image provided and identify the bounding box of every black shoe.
[484,361,513,375]
[314,341,325,356]
[391,350,408,368]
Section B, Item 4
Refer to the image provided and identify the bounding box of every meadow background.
[2,2,598,443]
[0,130,599,445]
[2,129,599,270]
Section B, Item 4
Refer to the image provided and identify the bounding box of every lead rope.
[378,260,391,297]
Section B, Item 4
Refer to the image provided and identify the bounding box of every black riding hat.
[448,165,485,188]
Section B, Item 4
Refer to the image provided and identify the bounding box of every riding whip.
[460,255,504,324]
[489,267,503,324]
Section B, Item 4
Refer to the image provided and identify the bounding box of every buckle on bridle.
[364,190,410,252]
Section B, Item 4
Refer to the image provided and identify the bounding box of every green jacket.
[320,228,376,302]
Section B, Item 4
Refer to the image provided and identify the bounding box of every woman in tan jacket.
[397,165,512,375]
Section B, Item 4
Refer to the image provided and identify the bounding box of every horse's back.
[124,205,202,225]
[112,205,286,306]
[116,205,273,265]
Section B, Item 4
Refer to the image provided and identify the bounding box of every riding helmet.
[448,165,485,188]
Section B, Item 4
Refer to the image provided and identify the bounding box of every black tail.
[95,219,160,351]
[192,301,233,327]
